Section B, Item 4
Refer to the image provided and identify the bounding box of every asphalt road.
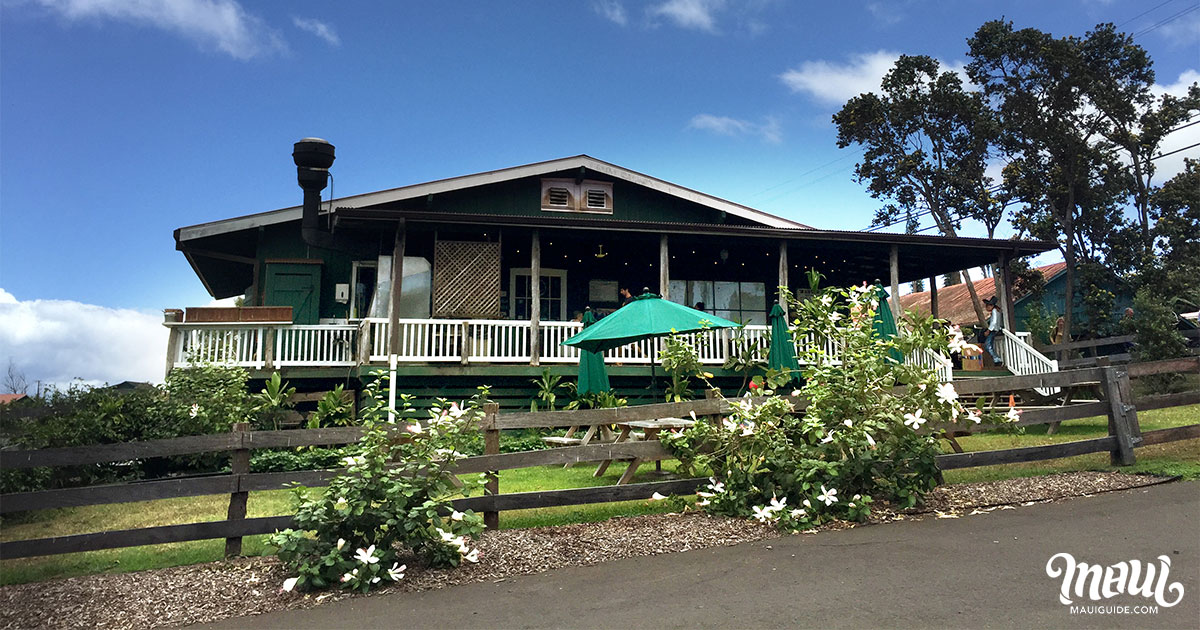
[198,481,1200,630]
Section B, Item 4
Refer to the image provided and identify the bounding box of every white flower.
[438,528,457,542]
[709,480,725,494]
[790,389,802,397]
[447,402,467,419]
[697,499,711,507]
[354,545,379,565]
[848,502,857,508]
[189,403,200,418]
[405,423,423,434]
[903,409,926,430]
[864,433,876,448]
[281,576,298,592]
[769,496,787,512]
[386,561,406,580]
[740,421,755,437]
[371,576,381,584]
[689,410,698,422]
[790,508,806,519]
[341,569,357,583]
[450,510,466,521]
[334,497,348,510]
[967,409,982,424]
[341,456,365,467]
[463,548,480,563]
[751,505,776,523]
[722,418,739,433]
[336,538,346,550]
[1006,407,1023,423]
[936,382,959,406]
[802,499,811,508]
[817,485,838,506]
[650,492,668,501]
[820,431,835,444]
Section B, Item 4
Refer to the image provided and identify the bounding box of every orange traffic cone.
[1008,393,1016,408]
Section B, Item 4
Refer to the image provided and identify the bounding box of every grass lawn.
[3,404,1197,586]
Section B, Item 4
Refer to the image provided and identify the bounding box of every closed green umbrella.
[563,293,742,353]
[873,286,904,364]
[767,302,800,383]
[576,309,610,395]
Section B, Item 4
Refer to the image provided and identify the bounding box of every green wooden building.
[167,141,1055,408]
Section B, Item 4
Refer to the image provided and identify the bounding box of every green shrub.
[269,379,487,593]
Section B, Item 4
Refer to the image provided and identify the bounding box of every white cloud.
[649,0,724,33]
[292,16,339,46]
[33,0,285,60]
[0,288,168,389]
[1148,70,1200,181]
[865,2,901,25]
[1154,10,1200,46]
[593,0,627,26]
[780,50,902,106]
[688,113,782,144]
[780,51,969,108]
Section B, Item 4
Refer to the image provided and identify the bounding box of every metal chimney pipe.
[293,138,336,247]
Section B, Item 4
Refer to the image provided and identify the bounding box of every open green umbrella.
[576,308,610,395]
[562,293,742,353]
[873,286,905,364]
[767,302,800,383]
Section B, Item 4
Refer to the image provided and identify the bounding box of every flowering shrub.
[664,283,1016,531]
[270,378,487,593]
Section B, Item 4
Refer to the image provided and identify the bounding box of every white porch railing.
[996,328,1060,395]
[167,319,956,382]
[171,324,266,369]
[275,325,357,367]
[908,347,955,383]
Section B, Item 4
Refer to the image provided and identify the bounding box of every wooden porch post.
[929,277,939,319]
[530,229,541,366]
[1000,253,1016,331]
[889,244,901,321]
[659,235,670,300]
[387,220,406,355]
[995,252,1011,330]
[778,240,789,315]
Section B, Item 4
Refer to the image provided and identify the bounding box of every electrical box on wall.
[334,283,350,303]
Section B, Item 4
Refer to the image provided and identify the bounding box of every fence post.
[1100,367,1136,466]
[482,403,500,530]
[225,422,251,557]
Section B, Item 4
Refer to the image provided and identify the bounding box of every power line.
[1134,3,1200,37]
[1153,141,1200,160]
[746,153,858,199]
[1118,0,1185,27]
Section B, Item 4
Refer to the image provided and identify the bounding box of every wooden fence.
[1044,329,1200,368]
[2,357,1198,560]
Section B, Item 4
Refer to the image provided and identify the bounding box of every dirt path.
[194,481,1200,629]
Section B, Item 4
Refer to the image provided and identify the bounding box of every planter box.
[185,306,293,323]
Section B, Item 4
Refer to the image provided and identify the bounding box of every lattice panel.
[433,240,502,318]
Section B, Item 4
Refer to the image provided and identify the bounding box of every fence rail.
[3,358,1197,560]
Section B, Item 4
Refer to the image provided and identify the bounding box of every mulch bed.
[0,471,1173,630]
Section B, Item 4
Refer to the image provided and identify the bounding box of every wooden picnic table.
[594,418,696,485]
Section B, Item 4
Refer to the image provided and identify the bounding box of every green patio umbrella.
[562,293,742,353]
[576,309,611,395]
[873,286,905,364]
[767,302,800,383]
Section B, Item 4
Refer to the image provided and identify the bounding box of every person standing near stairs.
[983,296,1004,368]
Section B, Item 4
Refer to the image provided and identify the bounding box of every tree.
[4,359,29,395]
[834,55,998,325]
[968,21,1155,340]
[1144,159,1200,304]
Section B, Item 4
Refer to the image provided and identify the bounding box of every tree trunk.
[962,272,988,327]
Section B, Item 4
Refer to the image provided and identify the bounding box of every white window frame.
[350,260,377,320]
[509,268,568,320]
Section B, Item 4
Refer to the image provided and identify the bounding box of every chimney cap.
[293,138,335,170]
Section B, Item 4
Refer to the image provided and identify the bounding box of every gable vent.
[585,188,608,209]
[547,187,572,207]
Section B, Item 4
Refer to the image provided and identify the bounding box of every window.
[668,280,768,325]
[541,178,613,214]
[509,268,568,320]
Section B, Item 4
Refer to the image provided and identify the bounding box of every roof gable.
[178,155,808,241]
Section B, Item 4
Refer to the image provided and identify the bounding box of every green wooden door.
[265,263,322,324]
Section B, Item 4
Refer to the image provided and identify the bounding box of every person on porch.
[983,296,1003,367]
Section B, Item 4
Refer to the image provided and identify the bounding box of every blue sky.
[1,0,1197,386]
